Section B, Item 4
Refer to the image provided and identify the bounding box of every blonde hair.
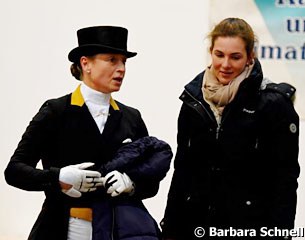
[208,18,256,57]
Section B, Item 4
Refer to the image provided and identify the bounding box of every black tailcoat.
[5,85,150,240]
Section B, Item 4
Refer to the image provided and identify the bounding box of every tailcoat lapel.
[101,107,122,140]
[70,84,123,145]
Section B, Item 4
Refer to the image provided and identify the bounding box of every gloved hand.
[59,162,103,198]
[103,170,134,197]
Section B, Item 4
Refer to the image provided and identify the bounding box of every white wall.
[0,1,303,239]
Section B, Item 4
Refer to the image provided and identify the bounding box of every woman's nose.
[117,61,126,72]
[222,57,231,68]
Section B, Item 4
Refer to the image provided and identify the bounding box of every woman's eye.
[106,56,116,63]
[231,56,241,60]
[215,54,223,58]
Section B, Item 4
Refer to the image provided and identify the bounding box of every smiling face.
[80,53,127,93]
[211,36,251,85]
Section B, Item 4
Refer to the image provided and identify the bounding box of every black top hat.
[68,26,137,62]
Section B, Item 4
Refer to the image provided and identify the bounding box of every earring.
[86,70,91,73]
[247,59,253,65]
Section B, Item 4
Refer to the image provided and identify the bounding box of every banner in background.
[209,0,305,118]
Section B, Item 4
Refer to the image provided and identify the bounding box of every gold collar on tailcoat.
[71,84,120,110]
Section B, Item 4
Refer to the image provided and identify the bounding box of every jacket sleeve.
[101,136,173,200]
[4,100,61,191]
[161,104,193,238]
[261,88,300,230]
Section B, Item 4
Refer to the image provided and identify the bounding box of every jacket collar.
[71,84,120,110]
[183,71,205,102]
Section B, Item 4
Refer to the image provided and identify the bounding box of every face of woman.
[81,53,127,93]
[211,36,250,85]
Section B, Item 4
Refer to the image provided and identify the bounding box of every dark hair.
[208,18,256,57]
[70,63,82,80]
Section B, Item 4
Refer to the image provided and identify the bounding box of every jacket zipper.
[216,124,221,140]
[183,89,220,139]
[217,105,233,139]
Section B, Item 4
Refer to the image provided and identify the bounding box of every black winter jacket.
[161,59,300,239]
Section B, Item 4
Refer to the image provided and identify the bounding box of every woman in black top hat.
[4,26,171,240]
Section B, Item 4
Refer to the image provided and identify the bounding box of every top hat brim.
[68,44,137,62]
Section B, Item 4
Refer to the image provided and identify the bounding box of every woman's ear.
[80,56,87,67]
[247,59,253,66]
[247,52,255,65]
[80,56,91,73]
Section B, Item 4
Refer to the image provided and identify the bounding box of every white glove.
[103,170,134,197]
[59,162,103,198]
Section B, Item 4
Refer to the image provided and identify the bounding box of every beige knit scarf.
[202,64,253,117]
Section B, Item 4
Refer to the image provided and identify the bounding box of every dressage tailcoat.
[5,85,154,240]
